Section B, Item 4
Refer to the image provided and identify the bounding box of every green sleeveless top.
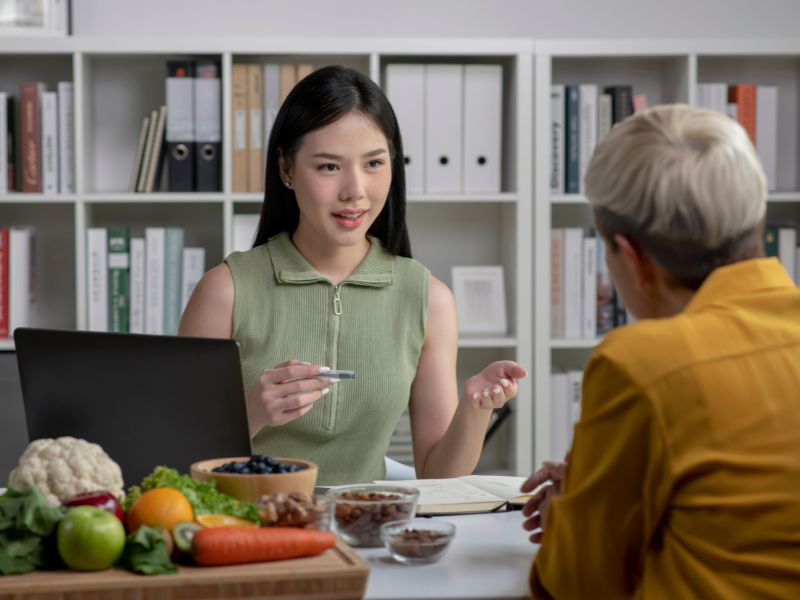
[224,232,429,485]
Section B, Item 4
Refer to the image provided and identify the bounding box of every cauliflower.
[8,437,125,506]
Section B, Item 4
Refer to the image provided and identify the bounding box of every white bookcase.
[0,36,534,476]
[534,39,800,465]
[4,35,799,474]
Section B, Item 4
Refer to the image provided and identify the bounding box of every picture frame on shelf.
[451,265,507,335]
[0,0,69,37]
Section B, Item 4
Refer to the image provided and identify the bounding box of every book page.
[374,478,502,505]
[459,475,530,501]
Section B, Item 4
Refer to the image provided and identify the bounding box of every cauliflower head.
[8,437,125,506]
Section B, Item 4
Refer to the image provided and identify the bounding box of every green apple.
[57,505,126,571]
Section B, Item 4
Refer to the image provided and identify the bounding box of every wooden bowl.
[190,457,318,503]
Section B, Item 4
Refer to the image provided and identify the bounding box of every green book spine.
[163,227,184,335]
[108,227,130,333]
[764,225,779,257]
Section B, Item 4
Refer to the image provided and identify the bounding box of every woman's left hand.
[463,360,527,409]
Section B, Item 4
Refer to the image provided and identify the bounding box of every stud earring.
[284,180,293,189]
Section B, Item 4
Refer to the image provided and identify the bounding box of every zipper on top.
[333,284,343,316]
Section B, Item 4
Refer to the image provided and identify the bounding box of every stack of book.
[86,227,205,335]
[697,83,779,191]
[0,226,36,338]
[231,62,314,194]
[551,227,628,341]
[550,83,643,195]
[1,82,74,194]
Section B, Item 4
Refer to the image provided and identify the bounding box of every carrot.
[191,526,337,565]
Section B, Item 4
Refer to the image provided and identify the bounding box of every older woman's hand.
[521,460,567,544]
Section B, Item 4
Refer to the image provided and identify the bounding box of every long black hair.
[251,65,412,258]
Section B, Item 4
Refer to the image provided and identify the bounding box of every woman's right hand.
[246,359,334,430]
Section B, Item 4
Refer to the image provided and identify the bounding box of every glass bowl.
[326,484,419,547]
[381,518,456,565]
[257,491,333,531]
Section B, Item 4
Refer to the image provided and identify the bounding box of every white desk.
[356,511,538,600]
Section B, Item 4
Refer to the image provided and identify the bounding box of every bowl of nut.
[381,518,456,565]
[258,491,333,531]
[190,455,317,503]
[326,484,419,548]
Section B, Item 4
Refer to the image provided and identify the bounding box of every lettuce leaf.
[124,466,259,522]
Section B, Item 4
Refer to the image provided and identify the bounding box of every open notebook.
[373,475,532,515]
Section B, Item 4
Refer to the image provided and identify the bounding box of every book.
[597,93,612,140]
[108,227,130,333]
[778,227,796,281]
[136,109,158,193]
[578,83,597,192]
[373,475,532,515]
[247,63,264,193]
[0,227,8,337]
[231,63,248,193]
[194,60,221,192]
[582,236,597,339]
[263,63,281,151]
[564,84,579,194]
[41,90,58,194]
[562,227,583,339]
[180,246,205,313]
[550,229,564,338]
[20,82,44,193]
[129,115,150,192]
[4,94,12,192]
[604,84,633,124]
[129,237,146,334]
[145,227,165,335]
[163,227,184,335]
[57,81,74,194]
[550,371,569,461]
[279,63,297,103]
[549,84,564,194]
[86,227,108,332]
[9,227,36,335]
[728,83,756,144]
[755,85,778,191]
[144,105,167,193]
[232,213,260,252]
[0,92,7,194]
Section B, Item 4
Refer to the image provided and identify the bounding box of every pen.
[321,369,356,380]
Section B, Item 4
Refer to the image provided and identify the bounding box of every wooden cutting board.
[0,539,369,599]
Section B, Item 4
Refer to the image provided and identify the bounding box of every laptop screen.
[13,328,252,486]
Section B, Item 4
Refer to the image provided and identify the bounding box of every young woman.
[180,65,526,485]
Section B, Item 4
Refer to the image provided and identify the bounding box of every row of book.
[231,62,314,194]
[86,227,205,335]
[1,82,75,194]
[0,227,36,338]
[385,64,503,195]
[551,227,628,341]
[550,83,639,195]
[129,61,222,193]
[550,370,582,462]
[697,83,778,191]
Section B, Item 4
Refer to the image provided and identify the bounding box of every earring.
[284,180,293,189]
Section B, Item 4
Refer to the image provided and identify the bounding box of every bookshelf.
[535,38,800,466]
[3,35,799,475]
[0,36,533,477]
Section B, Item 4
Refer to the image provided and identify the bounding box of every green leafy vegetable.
[124,466,259,523]
[117,525,177,575]
[0,487,65,575]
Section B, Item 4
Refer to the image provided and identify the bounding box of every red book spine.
[20,82,41,193]
[728,83,756,144]
[0,227,8,337]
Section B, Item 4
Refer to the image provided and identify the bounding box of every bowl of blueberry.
[190,455,318,502]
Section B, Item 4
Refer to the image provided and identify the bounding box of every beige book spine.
[247,64,264,193]
[279,64,297,104]
[231,64,249,193]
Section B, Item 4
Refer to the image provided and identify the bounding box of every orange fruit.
[127,487,194,533]
[195,514,259,528]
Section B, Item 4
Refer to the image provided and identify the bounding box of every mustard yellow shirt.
[534,258,800,599]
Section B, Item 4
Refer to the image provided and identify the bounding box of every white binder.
[425,64,463,193]
[384,64,425,195]
[463,64,502,193]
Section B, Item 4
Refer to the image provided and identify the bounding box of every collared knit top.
[224,231,429,485]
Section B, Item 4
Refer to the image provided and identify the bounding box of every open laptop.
[13,328,252,486]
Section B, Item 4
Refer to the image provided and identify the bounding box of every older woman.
[524,104,800,598]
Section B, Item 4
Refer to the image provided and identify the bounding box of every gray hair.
[585,104,767,288]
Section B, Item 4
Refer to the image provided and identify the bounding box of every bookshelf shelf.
[550,339,599,349]
[459,336,518,349]
[535,39,800,466]
[0,36,533,478]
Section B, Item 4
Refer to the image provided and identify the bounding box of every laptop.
[13,328,252,486]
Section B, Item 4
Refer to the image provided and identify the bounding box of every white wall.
[73,0,800,39]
